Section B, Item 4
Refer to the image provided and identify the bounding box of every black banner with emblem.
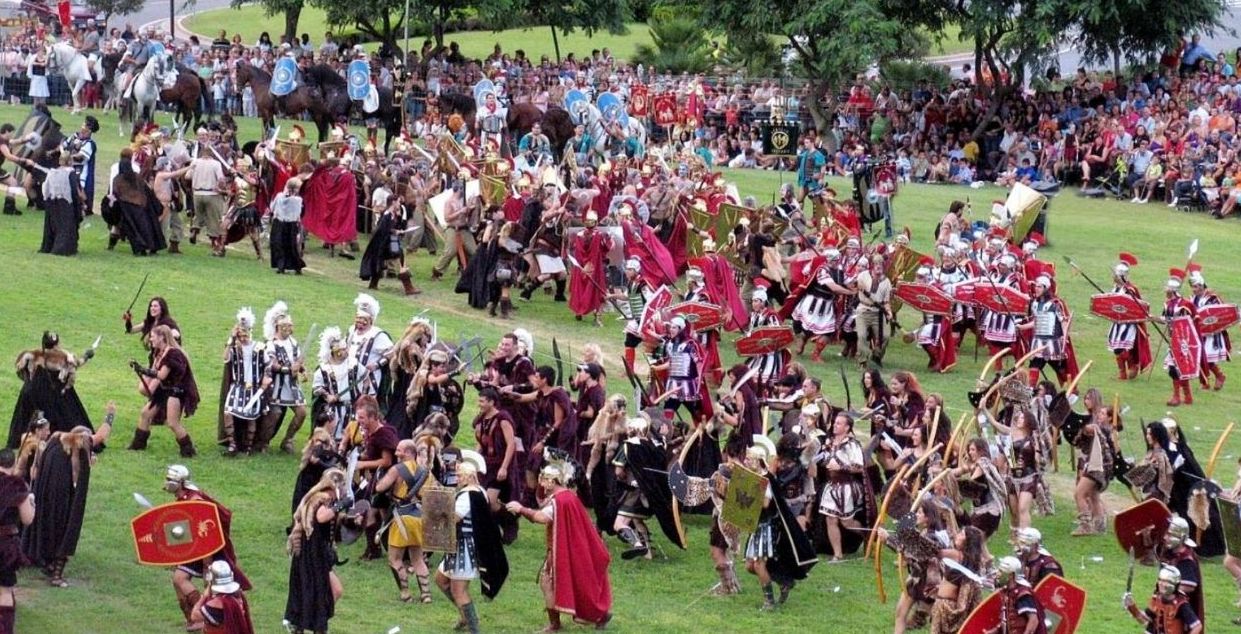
[762,122,799,156]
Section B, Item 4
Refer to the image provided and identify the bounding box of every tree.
[399,0,514,55]
[84,0,145,24]
[633,13,711,74]
[520,0,629,62]
[309,0,406,55]
[711,0,922,136]
[230,0,305,45]
[720,31,783,78]
[1072,0,1228,75]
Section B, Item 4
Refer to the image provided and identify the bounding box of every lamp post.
[169,0,175,39]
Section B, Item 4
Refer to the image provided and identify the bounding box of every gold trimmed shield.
[421,486,459,553]
[722,464,766,534]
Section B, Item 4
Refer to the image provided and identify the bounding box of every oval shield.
[271,57,298,97]
[597,92,628,128]
[363,85,380,113]
[473,78,496,107]
[563,89,587,122]
[347,59,371,101]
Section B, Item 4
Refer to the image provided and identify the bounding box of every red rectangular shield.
[894,282,954,316]
[952,281,977,307]
[667,300,725,332]
[131,500,226,567]
[629,84,649,118]
[1035,574,1087,634]
[639,285,674,341]
[1168,315,1202,378]
[1113,498,1171,561]
[1089,292,1150,324]
[735,326,795,357]
[975,283,1029,316]
[653,94,677,127]
[957,590,1004,634]
[1196,303,1240,335]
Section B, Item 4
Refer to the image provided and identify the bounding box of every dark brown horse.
[233,63,346,142]
[160,65,210,132]
[508,103,575,161]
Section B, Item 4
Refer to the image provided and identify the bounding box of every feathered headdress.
[354,293,380,320]
[512,328,533,357]
[235,307,256,331]
[263,301,289,341]
[318,326,344,364]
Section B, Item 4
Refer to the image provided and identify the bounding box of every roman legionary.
[163,465,251,631]
[347,293,393,404]
[475,89,507,155]
[914,261,957,373]
[652,316,705,421]
[682,266,724,386]
[1187,266,1230,391]
[220,308,271,456]
[745,282,786,384]
[1160,269,1198,407]
[568,211,613,326]
[616,257,655,371]
[506,457,613,631]
[992,556,1048,634]
[742,435,817,610]
[1159,516,1204,622]
[1013,527,1063,586]
[981,252,1025,369]
[260,302,308,454]
[611,416,688,560]
[434,450,508,634]
[783,247,852,362]
[1123,564,1203,634]
[1018,274,1078,388]
[1107,253,1153,380]
[311,327,358,441]
[189,560,255,634]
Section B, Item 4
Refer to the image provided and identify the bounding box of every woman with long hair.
[128,325,200,457]
[1137,422,1175,503]
[818,412,866,561]
[285,469,346,634]
[953,438,1005,538]
[988,407,1043,530]
[930,526,987,634]
[1071,404,1118,535]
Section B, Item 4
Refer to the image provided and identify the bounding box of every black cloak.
[22,434,90,566]
[1169,432,1226,558]
[8,365,92,449]
[620,439,687,550]
[466,489,509,599]
[359,211,400,282]
[763,473,818,583]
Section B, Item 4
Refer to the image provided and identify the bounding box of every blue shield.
[271,57,297,97]
[563,89,586,115]
[347,59,371,101]
[473,78,496,107]
[596,92,628,128]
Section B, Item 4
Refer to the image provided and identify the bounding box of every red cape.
[568,228,611,316]
[550,489,612,622]
[178,489,251,591]
[213,593,255,634]
[302,165,358,245]
[622,220,678,288]
[691,254,747,332]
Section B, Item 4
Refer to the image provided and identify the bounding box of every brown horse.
[508,103,574,160]
[233,63,346,142]
[160,65,210,132]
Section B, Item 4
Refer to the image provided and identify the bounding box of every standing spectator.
[26,49,47,107]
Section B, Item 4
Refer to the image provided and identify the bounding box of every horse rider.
[120,29,162,100]
[73,20,103,82]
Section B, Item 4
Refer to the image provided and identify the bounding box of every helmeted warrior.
[220,307,270,456]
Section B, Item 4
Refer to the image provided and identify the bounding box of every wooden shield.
[1219,497,1241,559]
[1196,303,1241,335]
[735,325,796,357]
[653,93,678,126]
[721,464,766,534]
[975,283,1029,316]
[667,300,725,332]
[957,589,1004,634]
[1114,498,1172,560]
[421,486,458,553]
[12,112,64,180]
[1035,574,1087,634]
[131,501,225,567]
[894,282,954,316]
[1089,293,1150,324]
[1168,315,1202,379]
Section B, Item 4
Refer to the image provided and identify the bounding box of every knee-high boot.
[176,434,197,458]
[128,428,150,451]
[281,409,307,453]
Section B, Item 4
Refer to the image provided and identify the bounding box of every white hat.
[825,248,841,260]
[916,266,932,278]
[999,254,1017,268]
[702,238,717,252]
[459,449,486,476]
[1022,240,1039,254]
[1034,275,1052,289]
[1166,277,1182,291]
[1113,263,1130,276]
[669,316,687,330]
[625,416,649,433]
[625,257,641,272]
[209,560,240,594]
[751,287,768,303]
[354,293,380,319]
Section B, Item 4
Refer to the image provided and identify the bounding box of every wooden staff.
[1197,422,1234,543]
[941,411,972,467]
[865,463,911,561]
[926,405,943,456]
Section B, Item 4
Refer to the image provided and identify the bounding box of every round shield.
[347,59,370,101]
[147,41,165,58]
[473,78,496,107]
[272,57,297,97]
[597,92,628,128]
[563,89,586,118]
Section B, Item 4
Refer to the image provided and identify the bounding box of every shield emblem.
[952,281,978,307]
[1219,497,1241,559]
[271,57,298,96]
[653,93,677,126]
[640,285,674,341]
[1089,292,1150,324]
[347,59,371,101]
[596,92,627,127]
[362,84,380,113]
[130,500,226,567]
[763,122,799,156]
[875,164,898,196]
[956,588,1004,634]
[975,283,1029,316]
[629,84,649,117]
[721,464,766,534]
[473,78,496,107]
[563,89,587,122]
[894,282,954,316]
[1114,498,1172,561]
[1035,574,1086,634]
[1168,315,1202,379]
[421,486,459,553]
[735,326,795,357]
[1197,303,1240,335]
[666,301,725,332]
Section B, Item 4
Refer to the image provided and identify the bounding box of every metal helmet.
[1165,516,1192,549]
[165,464,190,484]
[1015,527,1042,554]
[1157,564,1182,594]
[996,556,1023,585]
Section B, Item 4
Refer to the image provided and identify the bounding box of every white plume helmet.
[235,307,256,331]
[354,293,381,320]
[263,300,289,340]
[318,326,344,364]
[512,328,534,357]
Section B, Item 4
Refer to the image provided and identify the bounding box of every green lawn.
[927,23,973,58]
[184,6,655,62]
[3,101,1241,632]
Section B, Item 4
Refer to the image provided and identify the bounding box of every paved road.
[121,0,232,38]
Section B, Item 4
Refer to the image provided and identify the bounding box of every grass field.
[3,101,1241,633]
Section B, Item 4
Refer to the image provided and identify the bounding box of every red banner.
[653,93,677,127]
[629,84,649,118]
[57,1,70,28]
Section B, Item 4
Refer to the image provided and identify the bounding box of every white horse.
[129,54,172,130]
[47,42,93,114]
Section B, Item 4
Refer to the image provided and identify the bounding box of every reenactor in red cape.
[1159,268,1199,407]
[567,211,612,326]
[1017,273,1079,388]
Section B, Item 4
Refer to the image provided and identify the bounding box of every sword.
[343,447,360,500]
[840,363,853,412]
[941,557,989,588]
[132,492,154,509]
[125,272,151,315]
[1125,546,1136,595]
[82,335,102,361]
[728,365,760,398]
